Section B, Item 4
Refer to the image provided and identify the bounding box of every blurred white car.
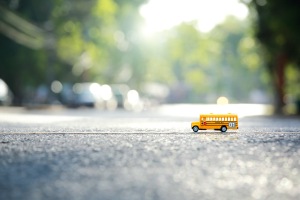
[70,82,103,108]
[0,79,13,106]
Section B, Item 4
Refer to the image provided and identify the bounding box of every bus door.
[203,117,207,126]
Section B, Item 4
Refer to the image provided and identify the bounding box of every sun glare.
[139,0,249,34]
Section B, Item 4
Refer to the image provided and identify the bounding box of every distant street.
[0,105,300,200]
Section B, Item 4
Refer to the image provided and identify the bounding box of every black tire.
[221,126,227,132]
[192,126,199,132]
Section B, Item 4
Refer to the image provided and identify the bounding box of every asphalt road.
[0,106,300,200]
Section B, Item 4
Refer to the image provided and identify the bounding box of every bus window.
[210,117,212,121]
[219,117,221,121]
[234,117,236,121]
[201,118,203,121]
[231,118,233,121]
[222,117,224,121]
[225,118,227,121]
[213,117,215,121]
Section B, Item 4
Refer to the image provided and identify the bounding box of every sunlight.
[139,0,249,33]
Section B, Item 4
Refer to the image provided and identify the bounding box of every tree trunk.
[274,53,287,114]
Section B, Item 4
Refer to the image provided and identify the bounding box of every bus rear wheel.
[221,126,227,132]
[193,126,199,132]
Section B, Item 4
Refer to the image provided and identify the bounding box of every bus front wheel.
[193,126,199,132]
[221,126,227,132]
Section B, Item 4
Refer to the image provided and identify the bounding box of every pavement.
[0,105,300,200]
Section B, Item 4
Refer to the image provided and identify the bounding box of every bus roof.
[200,114,238,116]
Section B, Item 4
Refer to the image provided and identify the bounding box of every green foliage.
[245,0,300,112]
[0,0,270,104]
[142,16,269,103]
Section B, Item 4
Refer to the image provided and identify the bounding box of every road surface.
[0,105,300,200]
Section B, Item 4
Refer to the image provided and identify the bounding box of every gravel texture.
[0,108,300,200]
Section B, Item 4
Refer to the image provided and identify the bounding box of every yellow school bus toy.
[191,113,238,132]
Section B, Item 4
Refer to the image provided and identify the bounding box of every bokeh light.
[89,83,101,95]
[100,85,112,101]
[51,80,63,93]
[106,98,118,110]
[217,96,229,105]
[127,90,139,105]
[133,101,144,112]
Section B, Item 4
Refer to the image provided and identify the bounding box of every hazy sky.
[139,0,249,33]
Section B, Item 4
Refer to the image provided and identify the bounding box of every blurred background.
[0,0,299,115]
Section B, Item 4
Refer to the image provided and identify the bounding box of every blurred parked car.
[110,84,130,108]
[0,79,13,106]
[69,82,104,108]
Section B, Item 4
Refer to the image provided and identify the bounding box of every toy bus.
[191,113,238,132]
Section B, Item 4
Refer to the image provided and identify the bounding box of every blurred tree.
[0,0,271,106]
[52,0,148,87]
[143,16,269,103]
[0,0,53,104]
[247,0,300,113]
[0,0,148,105]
